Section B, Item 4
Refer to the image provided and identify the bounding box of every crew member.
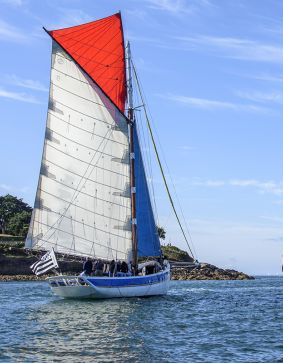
[83,257,92,275]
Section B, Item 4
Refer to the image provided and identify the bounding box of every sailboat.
[25,13,194,299]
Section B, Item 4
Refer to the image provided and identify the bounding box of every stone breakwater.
[171,263,254,280]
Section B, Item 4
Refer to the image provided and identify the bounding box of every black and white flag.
[30,248,58,276]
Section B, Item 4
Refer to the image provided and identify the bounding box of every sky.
[0,0,283,275]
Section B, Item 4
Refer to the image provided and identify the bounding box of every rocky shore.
[0,274,47,282]
[0,264,254,282]
[0,242,254,281]
[171,263,254,280]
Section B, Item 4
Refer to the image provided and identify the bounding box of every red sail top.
[48,13,126,113]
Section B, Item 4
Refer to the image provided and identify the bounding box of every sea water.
[0,277,282,363]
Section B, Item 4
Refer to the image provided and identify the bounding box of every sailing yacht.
[25,13,194,299]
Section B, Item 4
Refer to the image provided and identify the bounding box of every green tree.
[0,194,32,236]
[161,245,194,262]
[157,226,166,240]
[6,210,31,236]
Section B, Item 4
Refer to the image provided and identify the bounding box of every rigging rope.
[35,126,113,250]
[132,62,195,260]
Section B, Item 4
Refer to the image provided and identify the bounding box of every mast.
[126,41,138,274]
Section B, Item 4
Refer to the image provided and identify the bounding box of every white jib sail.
[26,41,132,261]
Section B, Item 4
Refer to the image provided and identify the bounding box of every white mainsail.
[26,41,132,261]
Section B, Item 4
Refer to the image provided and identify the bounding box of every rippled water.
[0,277,282,362]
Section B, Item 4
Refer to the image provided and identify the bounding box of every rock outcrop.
[171,263,254,280]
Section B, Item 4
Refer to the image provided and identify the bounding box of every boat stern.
[47,275,98,299]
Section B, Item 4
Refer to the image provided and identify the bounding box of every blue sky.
[0,0,283,275]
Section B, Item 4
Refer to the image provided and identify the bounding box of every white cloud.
[5,74,48,92]
[0,88,40,103]
[192,178,283,196]
[45,9,92,30]
[192,179,225,187]
[127,33,163,45]
[0,183,12,191]
[146,0,191,14]
[229,179,258,187]
[179,145,194,151]
[251,73,283,83]
[0,19,28,43]
[125,9,147,20]
[175,34,283,63]
[236,90,283,105]
[231,179,283,196]
[4,74,48,92]
[170,94,237,109]
[190,217,283,235]
[145,0,213,15]
[160,93,268,113]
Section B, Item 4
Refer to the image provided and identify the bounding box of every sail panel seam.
[45,142,130,179]
[33,238,127,260]
[35,196,130,225]
[47,118,128,148]
[39,179,131,209]
[33,219,130,249]
[44,158,125,192]
[48,99,126,129]
[48,108,111,132]
[51,81,113,109]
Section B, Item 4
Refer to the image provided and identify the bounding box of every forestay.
[26,41,132,261]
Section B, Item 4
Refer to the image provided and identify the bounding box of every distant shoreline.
[0,275,47,282]
[0,263,255,282]
[4,275,281,283]
[0,242,255,281]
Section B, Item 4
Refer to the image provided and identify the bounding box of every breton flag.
[30,248,58,276]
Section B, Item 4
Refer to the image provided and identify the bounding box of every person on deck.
[94,259,104,276]
[128,261,133,275]
[116,260,121,273]
[117,261,132,277]
[121,261,128,274]
[109,260,115,277]
[83,257,93,275]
